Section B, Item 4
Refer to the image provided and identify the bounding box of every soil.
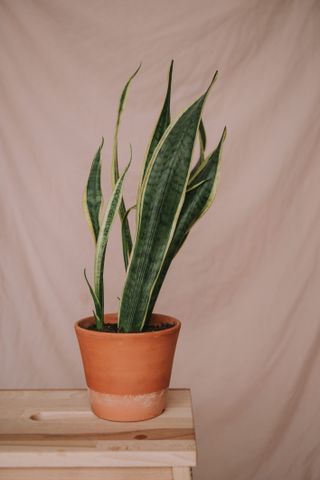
[85,322,175,333]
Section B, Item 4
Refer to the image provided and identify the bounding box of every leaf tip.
[83,268,90,283]
[208,70,218,90]
[167,60,174,95]
[222,126,227,142]
[135,63,142,75]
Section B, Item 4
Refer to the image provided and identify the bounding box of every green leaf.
[143,60,174,178]
[92,310,101,328]
[186,178,209,193]
[121,204,136,266]
[199,118,207,151]
[83,269,103,328]
[82,138,104,242]
[136,60,174,228]
[188,118,208,185]
[118,75,217,332]
[112,65,141,270]
[94,161,131,326]
[146,127,226,318]
[187,126,226,218]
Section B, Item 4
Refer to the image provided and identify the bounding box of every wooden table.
[0,389,196,479]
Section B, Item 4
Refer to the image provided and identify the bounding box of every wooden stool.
[0,389,196,479]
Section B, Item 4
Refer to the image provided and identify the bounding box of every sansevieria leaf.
[118,75,217,332]
[146,127,226,318]
[136,60,174,227]
[112,65,141,270]
[82,138,104,242]
[143,60,173,178]
[188,119,207,185]
[199,118,207,151]
[121,204,136,263]
[93,161,130,329]
[83,268,102,321]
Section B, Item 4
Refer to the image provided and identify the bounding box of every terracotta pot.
[75,313,181,421]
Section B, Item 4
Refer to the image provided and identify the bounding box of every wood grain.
[0,389,196,469]
[0,467,176,480]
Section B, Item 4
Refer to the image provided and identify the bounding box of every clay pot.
[75,313,181,421]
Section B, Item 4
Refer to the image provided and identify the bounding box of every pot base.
[89,388,167,421]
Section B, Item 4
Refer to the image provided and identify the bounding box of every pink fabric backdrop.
[1,0,320,478]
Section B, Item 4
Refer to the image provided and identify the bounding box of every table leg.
[172,467,192,480]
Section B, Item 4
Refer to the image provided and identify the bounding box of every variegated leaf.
[112,65,141,270]
[118,76,217,332]
[188,118,207,184]
[82,138,104,242]
[83,268,102,324]
[121,204,136,266]
[94,161,130,328]
[146,127,226,318]
[136,60,174,228]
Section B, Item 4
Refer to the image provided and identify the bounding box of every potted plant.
[75,61,226,421]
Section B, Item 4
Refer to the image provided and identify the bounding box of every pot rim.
[75,312,181,338]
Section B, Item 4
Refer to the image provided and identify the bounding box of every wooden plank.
[0,444,196,468]
[0,389,196,468]
[172,467,192,480]
[0,467,173,480]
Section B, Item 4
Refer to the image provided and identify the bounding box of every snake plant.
[83,62,226,332]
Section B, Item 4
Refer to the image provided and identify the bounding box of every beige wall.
[1,1,320,478]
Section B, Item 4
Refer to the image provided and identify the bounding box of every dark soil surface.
[85,322,175,333]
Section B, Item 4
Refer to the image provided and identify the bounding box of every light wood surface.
[0,467,176,480]
[0,467,192,480]
[0,388,196,479]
